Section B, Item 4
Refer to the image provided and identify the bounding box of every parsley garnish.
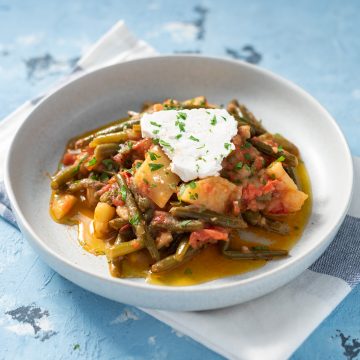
[245,164,251,171]
[235,162,243,170]
[148,151,160,161]
[189,181,197,189]
[152,129,159,135]
[120,185,127,201]
[210,115,217,126]
[224,143,232,150]
[189,135,199,142]
[276,155,286,162]
[177,112,187,120]
[196,144,205,149]
[221,116,227,121]
[244,153,252,161]
[175,134,182,139]
[176,120,186,132]
[150,121,161,128]
[278,145,283,151]
[129,213,140,226]
[159,139,174,152]
[73,344,80,351]
[135,161,142,169]
[149,163,164,171]
[244,142,251,149]
[87,157,97,167]
[189,193,199,200]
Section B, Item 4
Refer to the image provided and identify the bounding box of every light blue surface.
[1,0,360,359]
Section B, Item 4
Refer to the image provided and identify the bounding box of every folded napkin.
[1,21,359,360]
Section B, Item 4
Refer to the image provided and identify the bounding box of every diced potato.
[266,162,308,212]
[266,161,297,190]
[93,202,116,238]
[282,190,309,213]
[179,176,237,213]
[51,194,77,220]
[133,145,180,208]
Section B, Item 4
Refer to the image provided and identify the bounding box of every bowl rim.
[4,54,354,295]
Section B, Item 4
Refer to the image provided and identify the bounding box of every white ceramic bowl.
[5,55,353,311]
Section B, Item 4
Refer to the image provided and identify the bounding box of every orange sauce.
[50,162,311,286]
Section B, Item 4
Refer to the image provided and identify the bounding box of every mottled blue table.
[1,1,360,359]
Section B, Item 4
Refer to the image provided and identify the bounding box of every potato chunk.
[266,161,308,212]
[93,202,116,238]
[133,145,180,208]
[178,176,237,213]
[51,193,77,220]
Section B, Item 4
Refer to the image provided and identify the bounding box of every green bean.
[249,138,298,167]
[90,131,131,147]
[243,211,290,235]
[106,239,145,259]
[221,241,288,260]
[50,155,88,190]
[67,178,103,193]
[285,166,301,189]
[227,99,266,135]
[151,212,205,233]
[273,133,299,157]
[174,238,190,262]
[94,143,119,162]
[170,206,247,229]
[151,248,198,273]
[115,174,159,261]
[109,218,129,230]
[74,118,140,148]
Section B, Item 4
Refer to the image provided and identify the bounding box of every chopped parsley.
[148,151,160,161]
[150,183,157,188]
[235,162,243,170]
[189,193,199,200]
[224,143,232,150]
[152,129,159,135]
[129,213,140,226]
[73,344,80,351]
[150,121,161,127]
[188,180,197,189]
[189,135,200,142]
[175,134,182,139]
[159,139,174,152]
[221,116,227,121]
[149,163,164,171]
[177,112,187,120]
[278,145,283,151]
[196,144,205,149]
[276,155,286,162]
[244,153,252,161]
[175,120,186,132]
[244,164,251,171]
[244,142,251,149]
[135,161,143,169]
[87,157,97,167]
[210,115,217,126]
[120,185,127,201]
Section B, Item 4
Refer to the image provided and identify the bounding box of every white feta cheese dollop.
[141,108,238,182]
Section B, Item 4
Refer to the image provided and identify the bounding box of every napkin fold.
[1,20,359,360]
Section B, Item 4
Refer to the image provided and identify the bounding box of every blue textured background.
[1,0,360,359]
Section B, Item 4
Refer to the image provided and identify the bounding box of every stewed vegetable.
[49,97,311,286]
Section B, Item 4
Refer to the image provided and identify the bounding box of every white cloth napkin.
[1,20,359,360]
